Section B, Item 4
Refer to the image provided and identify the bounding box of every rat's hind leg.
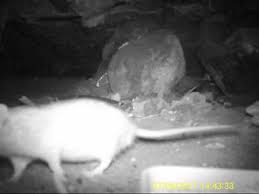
[8,157,31,182]
[83,157,113,177]
[47,156,68,194]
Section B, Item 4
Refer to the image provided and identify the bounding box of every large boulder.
[108,29,186,99]
[94,18,160,81]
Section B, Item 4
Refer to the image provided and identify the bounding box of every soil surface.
[0,77,258,193]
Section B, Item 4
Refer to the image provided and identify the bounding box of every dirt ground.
[0,77,258,193]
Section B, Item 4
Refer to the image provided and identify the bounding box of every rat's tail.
[135,125,238,140]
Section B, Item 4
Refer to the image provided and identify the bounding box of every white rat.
[0,98,238,193]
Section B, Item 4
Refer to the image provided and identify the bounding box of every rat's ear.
[0,104,8,126]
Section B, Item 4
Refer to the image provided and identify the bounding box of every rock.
[94,19,160,82]
[102,19,160,61]
[108,29,186,99]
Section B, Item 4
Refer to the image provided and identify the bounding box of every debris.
[130,92,213,122]
[96,72,109,88]
[172,92,212,111]
[131,96,170,117]
[19,96,35,106]
[205,142,225,149]
[223,101,232,108]
[201,91,214,102]
[160,109,176,122]
[186,120,197,127]
[82,14,105,28]
[161,92,213,125]
[19,95,60,106]
[182,92,207,104]
[108,92,121,102]
[37,96,59,104]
